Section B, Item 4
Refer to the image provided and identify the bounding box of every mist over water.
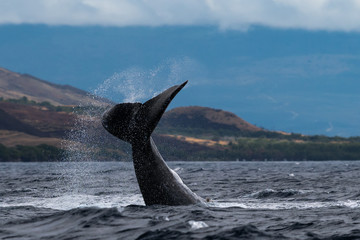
[60,107,108,193]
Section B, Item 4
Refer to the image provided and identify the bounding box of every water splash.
[60,58,193,193]
[60,106,118,193]
[188,220,209,230]
[94,57,194,103]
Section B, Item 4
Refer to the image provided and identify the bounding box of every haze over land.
[0,1,359,137]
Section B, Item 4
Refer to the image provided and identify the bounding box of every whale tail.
[102,81,188,144]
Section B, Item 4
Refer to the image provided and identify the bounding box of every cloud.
[202,54,358,86]
[290,111,299,120]
[1,0,360,31]
[326,122,334,132]
[240,55,353,79]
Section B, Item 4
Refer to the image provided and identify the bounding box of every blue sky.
[0,0,359,137]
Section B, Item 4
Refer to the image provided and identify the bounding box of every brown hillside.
[0,108,46,137]
[0,130,62,147]
[0,102,75,137]
[159,106,262,135]
[0,67,107,106]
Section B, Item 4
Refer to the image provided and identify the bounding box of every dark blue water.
[1,161,360,239]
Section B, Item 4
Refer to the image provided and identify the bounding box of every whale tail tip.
[102,81,188,144]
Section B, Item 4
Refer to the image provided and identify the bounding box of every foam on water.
[2,192,359,211]
[1,194,145,211]
[188,220,209,230]
[247,188,314,198]
[211,199,360,209]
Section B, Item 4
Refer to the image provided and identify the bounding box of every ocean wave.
[136,224,282,240]
[211,199,360,210]
[2,161,360,239]
[0,193,144,210]
[1,201,359,239]
[188,220,209,230]
[188,168,205,173]
[249,188,313,199]
[0,207,124,240]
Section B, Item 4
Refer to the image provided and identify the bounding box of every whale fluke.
[102,81,203,206]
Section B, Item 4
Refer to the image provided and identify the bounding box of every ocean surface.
[1,161,360,240]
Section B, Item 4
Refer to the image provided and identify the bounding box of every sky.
[2,0,360,31]
[0,0,359,137]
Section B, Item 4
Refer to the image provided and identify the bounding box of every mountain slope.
[0,102,74,137]
[0,67,107,106]
[158,106,263,137]
[0,108,46,137]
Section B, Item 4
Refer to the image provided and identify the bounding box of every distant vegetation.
[0,96,76,112]
[157,123,360,143]
[227,138,360,161]
[0,143,63,162]
[0,96,106,115]
[155,137,360,161]
[1,137,360,162]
